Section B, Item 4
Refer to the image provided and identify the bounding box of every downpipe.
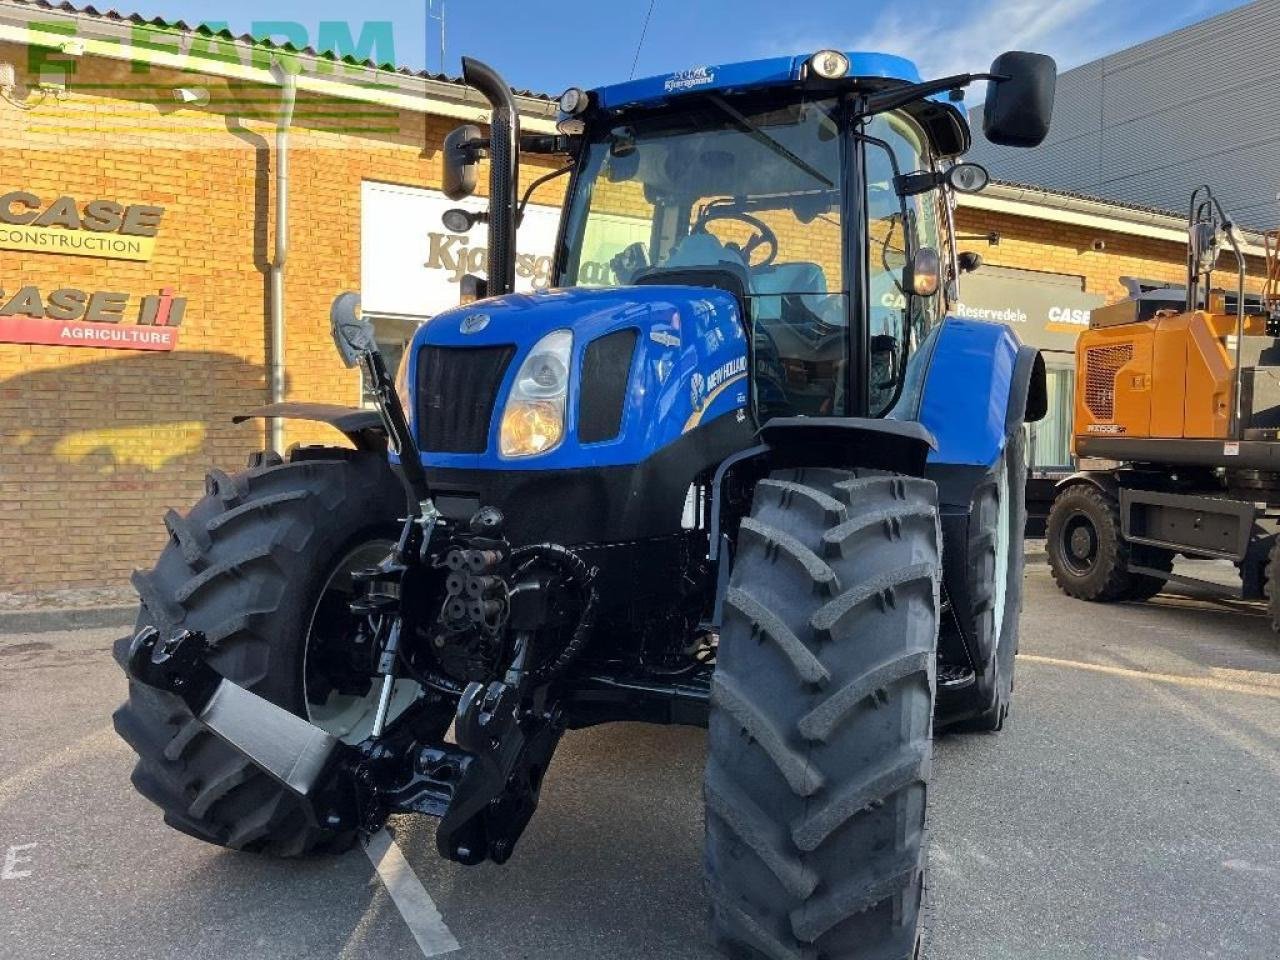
[268,62,297,454]
[462,57,519,295]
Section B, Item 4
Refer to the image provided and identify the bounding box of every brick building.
[0,2,1270,596]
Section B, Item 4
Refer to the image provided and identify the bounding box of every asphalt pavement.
[2,561,1278,960]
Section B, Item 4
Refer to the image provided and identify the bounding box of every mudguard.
[895,316,1044,469]
[233,402,388,452]
[900,317,1046,673]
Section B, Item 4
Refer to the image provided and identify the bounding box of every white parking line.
[1020,654,1280,700]
[363,828,461,957]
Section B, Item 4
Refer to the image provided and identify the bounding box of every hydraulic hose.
[508,543,599,682]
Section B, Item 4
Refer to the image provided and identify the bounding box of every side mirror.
[1190,220,1222,276]
[983,51,1057,148]
[442,124,483,201]
[958,251,983,273]
[905,247,941,297]
[330,291,376,368]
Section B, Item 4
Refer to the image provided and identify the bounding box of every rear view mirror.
[983,51,1057,148]
[443,124,483,200]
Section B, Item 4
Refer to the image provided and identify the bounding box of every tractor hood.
[404,285,751,470]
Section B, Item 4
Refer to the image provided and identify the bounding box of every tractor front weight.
[124,501,594,866]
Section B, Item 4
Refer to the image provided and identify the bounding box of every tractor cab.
[440,50,1054,433]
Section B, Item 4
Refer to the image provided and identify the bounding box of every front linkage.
[125,300,597,866]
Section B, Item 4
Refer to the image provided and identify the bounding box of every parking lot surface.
[3,562,1278,959]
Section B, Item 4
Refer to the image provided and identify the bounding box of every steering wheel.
[695,208,779,268]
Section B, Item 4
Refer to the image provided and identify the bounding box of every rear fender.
[901,318,1046,671]
[233,402,388,452]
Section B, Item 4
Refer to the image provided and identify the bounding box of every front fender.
[904,317,1041,469]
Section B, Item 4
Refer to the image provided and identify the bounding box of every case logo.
[460,313,490,334]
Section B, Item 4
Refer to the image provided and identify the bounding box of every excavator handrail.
[1265,229,1280,316]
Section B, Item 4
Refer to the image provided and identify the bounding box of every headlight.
[500,330,572,457]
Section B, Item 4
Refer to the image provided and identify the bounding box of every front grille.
[1083,343,1133,421]
[578,328,638,444]
[417,344,516,453]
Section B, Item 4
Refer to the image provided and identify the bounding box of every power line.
[629,0,657,80]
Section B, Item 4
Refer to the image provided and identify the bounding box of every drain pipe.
[268,62,297,454]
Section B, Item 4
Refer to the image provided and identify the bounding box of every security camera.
[1091,239,1106,252]
[173,86,210,106]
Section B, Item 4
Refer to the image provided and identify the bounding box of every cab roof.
[590,51,971,158]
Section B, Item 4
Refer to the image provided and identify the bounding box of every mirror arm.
[863,72,1004,116]
[516,162,573,226]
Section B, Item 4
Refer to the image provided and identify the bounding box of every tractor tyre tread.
[112,448,404,857]
[706,467,940,960]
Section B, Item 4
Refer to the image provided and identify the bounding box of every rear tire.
[950,430,1027,732]
[112,448,406,856]
[1046,483,1172,602]
[705,467,940,960]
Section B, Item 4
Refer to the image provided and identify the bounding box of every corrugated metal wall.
[970,0,1280,229]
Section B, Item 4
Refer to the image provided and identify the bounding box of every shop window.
[361,315,422,408]
[1027,356,1075,471]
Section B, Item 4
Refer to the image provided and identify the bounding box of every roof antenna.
[427,0,447,74]
[629,0,657,79]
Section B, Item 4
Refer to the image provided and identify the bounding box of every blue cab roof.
[592,51,927,111]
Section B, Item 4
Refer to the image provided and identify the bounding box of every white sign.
[360,181,562,319]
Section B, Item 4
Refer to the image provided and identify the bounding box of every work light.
[558,87,589,115]
[809,50,850,80]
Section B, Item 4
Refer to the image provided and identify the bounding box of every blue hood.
[406,285,751,470]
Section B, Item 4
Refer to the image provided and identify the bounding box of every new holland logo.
[460,313,490,334]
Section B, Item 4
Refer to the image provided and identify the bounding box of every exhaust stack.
[462,57,520,296]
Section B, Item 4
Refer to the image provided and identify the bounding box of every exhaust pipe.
[462,57,520,296]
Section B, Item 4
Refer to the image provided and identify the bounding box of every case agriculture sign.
[0,192,165,262]
[0,285,186,351]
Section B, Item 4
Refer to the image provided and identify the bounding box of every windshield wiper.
[707,94,834,189]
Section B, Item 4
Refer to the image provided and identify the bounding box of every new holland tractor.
[115,48,1054,959]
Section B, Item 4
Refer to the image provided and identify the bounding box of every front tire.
[705,467,940,960]
[112,448,407,856]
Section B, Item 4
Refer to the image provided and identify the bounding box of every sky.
[113,0,1251,94]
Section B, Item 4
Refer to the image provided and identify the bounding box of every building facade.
[0,2,1271,596]
[970,0,1280,230]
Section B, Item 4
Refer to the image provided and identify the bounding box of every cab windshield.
[557,94,940,417]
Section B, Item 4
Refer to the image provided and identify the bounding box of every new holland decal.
[684,355,747,432]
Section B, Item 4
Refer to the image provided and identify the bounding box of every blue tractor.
[117,48,1055,959]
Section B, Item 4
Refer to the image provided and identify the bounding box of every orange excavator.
[1046,186,1280,632]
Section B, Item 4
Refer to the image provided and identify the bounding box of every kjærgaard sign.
[0,192,165,262]
[361,181,561,319]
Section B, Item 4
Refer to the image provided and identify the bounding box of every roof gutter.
[960,182,1269,259]
[0,13,559,132]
